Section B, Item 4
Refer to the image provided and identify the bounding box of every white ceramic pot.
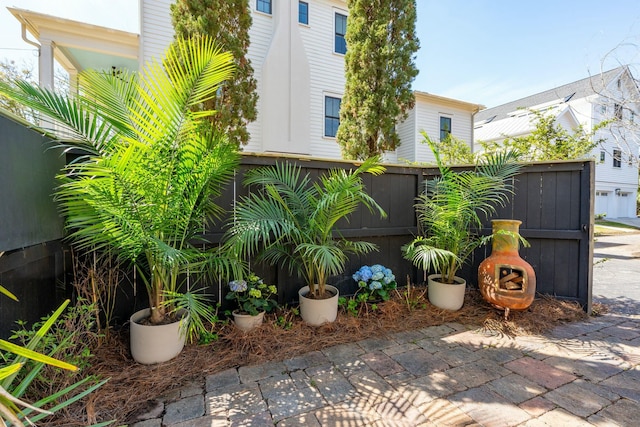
[428,274,466,311]
[298,285,339,326]
[232,310,265,332]
[129,308,188,365]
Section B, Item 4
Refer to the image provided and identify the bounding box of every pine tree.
[171,0,258,147]
[337,0,420,160]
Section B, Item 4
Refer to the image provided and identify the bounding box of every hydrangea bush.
[352,264,397,301]
[226,273,278,316]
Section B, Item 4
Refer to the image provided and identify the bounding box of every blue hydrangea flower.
[370,264,384,273]
[229,280,247,292]
[369,281,382,290]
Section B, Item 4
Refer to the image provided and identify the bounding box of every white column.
[38,39,55,90]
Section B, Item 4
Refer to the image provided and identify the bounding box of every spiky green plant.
[0,36,243,328]
[402,133,522,284]
[225,157,387,297]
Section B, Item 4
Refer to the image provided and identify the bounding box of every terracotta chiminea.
[478,219,536,318]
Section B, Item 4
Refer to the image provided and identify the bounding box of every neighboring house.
[474,67,639,219]
[8,0,481,163]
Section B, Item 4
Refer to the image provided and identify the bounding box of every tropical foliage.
[225,157,387,297]
[402,134,523,284]
[0,297,106,427]
[0,36,243,330]
[337,0,420,159]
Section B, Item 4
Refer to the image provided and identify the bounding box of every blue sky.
[1,0,639,108]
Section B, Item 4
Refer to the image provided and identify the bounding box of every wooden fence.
[0,114,594,336]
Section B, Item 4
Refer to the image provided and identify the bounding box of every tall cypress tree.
[171,0,258,147]
[337,0,420,160]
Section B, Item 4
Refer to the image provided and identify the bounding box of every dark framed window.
[440,116,452,141]
[335,13,347,54]
[324,96,341,137]
[613,149,622,168]
[257,0,271,14]
[600,150,606,162]
[614,103,623,120]
[299,1,309,24]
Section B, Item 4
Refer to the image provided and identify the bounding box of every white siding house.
[139,0,482,160]
[8,0,481,163]
[396,91,482,164]
[474,67,639,218]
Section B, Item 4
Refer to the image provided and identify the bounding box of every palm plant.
[225,157,387,298]
[0,36,243,329]
[402,133,522,284]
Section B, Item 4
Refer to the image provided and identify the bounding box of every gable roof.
[475,66,628,122]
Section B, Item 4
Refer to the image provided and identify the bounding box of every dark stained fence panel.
[0,115,595,333]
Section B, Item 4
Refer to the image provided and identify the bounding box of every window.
[596,191,608,197]
[440,116,452,141]
[335,13,347,54]
[324,96,341,137]
[613,149,622,168]
[614,103,622,120]
[600,150,606,163]
[299,1,309,24]
[257,0,271,14]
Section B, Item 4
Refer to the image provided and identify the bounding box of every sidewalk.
[130,309,640,426]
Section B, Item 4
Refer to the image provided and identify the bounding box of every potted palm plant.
[224,158,387,325]
[402,134,522,311]
[0,36,243,364]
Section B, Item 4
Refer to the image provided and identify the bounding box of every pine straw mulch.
[46,287,598,426]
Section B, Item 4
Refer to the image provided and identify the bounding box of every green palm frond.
[225,158,387,295]
[0,36,241,325]
[404,134,522,282]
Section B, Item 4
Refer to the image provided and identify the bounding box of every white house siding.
[396,108,417,162]
[140,0,174,68]
[411,95,477,164]
[243,5,274,153]
[246,0,348,157]
[140,0,477,166]
[305,0,348,159]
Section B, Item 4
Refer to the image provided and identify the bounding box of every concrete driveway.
[593,220,640,315]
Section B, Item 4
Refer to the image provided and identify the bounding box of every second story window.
[440,116,452,141]
[614,103,623,120]
[600,150,606,163]
[299,1,309,25]
[325,96,341,137]
[613,149,622,168]
[257,0,271,14]
[335,13,347,54]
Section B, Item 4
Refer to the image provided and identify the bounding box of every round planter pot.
[428,274,466,311]
[130,308,188,365]
[298,285,339,326]
[232,310,265,332]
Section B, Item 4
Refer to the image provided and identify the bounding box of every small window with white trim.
[257,0,271,14]
[613,149,622,168]
[324,96,341,137]
[335,13,347,54]
[299,1,309,24]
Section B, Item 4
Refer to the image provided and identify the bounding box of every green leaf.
[0,340,77,372]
